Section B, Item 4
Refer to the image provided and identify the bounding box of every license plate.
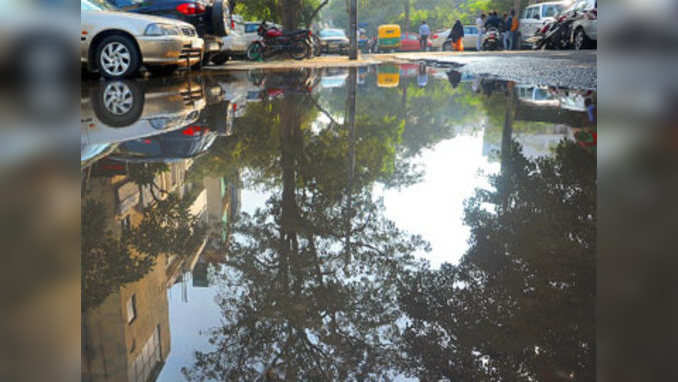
[208,42,220,51]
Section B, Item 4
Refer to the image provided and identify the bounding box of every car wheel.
[91,80,144,127]
[574,28,590,50]
[211,53,229,65]
[146,65,178,76]
[96,35,140,79]
[442,42,452,51]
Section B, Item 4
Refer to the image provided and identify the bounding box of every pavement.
[206,50,597,90]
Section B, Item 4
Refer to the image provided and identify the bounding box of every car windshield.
[82,0,117,11]
[320,30,346,38]
[246,24,260,33]
[542,4,563,18]
[108,0,144,8]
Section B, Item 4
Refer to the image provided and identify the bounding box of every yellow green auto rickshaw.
[377,64,400,88]
[377,24,401,53]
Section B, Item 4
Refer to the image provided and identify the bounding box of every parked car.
[399,32,432,51]
[106,0,233,64]
[432,26,480,51]
[210,14,248,64]
[318,29,350,54]
[569,0,597,49]
[109,126,219,162]
[519,0,573,47]
[82,0,204,78]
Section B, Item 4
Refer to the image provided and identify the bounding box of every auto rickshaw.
[377,24,401,52]
[377,64,400,88]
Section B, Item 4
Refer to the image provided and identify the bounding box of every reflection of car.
[320,68,349,88]
[109,127,219,162]
[319,29,350,54]
[81,143,119,168]
[399,32,432,51]
[431,26,480,51]
[568,0,597,49]
[81,78,206,146]
[516,85,560,107]
[519,0,572,45]
[81,0,204,78]
[106,0,232,63]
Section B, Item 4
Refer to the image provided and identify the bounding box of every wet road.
[82,65,596,382]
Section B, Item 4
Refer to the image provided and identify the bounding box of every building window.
[127,294,137,324]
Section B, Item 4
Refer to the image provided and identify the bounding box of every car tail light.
[432,34,438,39]
[231,20,235,29]
[558,15,567,22]
[182,126,203,136]
[541,25,550,33]
[176,3,206,15]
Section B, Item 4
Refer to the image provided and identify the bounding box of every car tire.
[574,27,591,50]
[95,35,140,79]
[146,65,178,76]
[211,0,228,37]
[442,42,452,51]
[211,53,229,65]
[91,80,144,128]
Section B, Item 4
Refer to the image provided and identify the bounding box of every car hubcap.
[100,42,131,76]
[103,82,133,115]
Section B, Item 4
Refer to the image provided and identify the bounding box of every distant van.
[519,1,572,46]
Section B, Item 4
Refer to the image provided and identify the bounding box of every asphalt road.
[389,50,598,90]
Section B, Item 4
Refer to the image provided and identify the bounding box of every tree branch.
[306,0,331,28]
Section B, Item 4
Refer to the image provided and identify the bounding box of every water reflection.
[82,65,595,381]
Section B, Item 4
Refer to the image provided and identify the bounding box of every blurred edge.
[598,0,678,381]
[0,1,80,382]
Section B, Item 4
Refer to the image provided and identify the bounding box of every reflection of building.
[83,159,207,382]
[204,175,241,245]
[482,124,573,161]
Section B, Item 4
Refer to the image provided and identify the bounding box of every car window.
[83,0,116,11]
[469,26,478,34]
[542,4,562,18]
[320,30,346,38]
[245,24,259,33]
[109,0,143,7]
[410,34,418,40]
[532,7,542,19]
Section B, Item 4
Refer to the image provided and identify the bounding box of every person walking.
[451,20,465,52]
[419,20,431,51]
[476,13,486,51]
[509,9,520,50]
[503,12,513,50]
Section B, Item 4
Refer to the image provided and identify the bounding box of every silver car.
[569,0,597,49]
[81,0,204,78]
[519,0,573,46]
[431,26,480,51]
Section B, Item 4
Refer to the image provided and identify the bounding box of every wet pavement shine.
[82,64,596,381]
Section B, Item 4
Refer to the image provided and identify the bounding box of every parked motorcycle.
[247,21,312,61]
[531,10,582,50]
[482,27,502,50]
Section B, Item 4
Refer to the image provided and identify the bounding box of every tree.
[398,139,596,380]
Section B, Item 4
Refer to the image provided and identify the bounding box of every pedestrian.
[451,20,465,52]
[419,20,431,51]
[476,13,486,51]
[417,62,428,87]
[509,9,519,50]
[502,12,512,50]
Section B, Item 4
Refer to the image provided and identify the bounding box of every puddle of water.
[82,65,596,382]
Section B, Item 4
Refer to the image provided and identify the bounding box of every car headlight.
[145,23,180,36]
[149,117,171,130]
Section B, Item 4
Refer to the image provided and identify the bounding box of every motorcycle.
[247,21,312,61]
[482,27,502,50]
[531,10,582,50]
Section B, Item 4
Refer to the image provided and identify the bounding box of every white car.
[519,0,573,46]
[569,0,597,49]
[210,14,249,64]
[81,0,204,78]
[431,26,480,51]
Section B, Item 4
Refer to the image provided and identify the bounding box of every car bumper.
[138,36,204,66]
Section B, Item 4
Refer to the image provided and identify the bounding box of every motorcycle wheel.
[291,41,311,60]
[247,43,264,61]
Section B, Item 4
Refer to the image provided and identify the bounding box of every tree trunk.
[404,0,410,32]
[348,0,358,59]
[281,0,301,30]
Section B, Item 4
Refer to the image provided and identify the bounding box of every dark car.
[109,125,219,162]
[107,0,233,63]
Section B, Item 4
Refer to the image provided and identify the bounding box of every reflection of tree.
[182,90,430,380]
[398,140,595,381]
[82,165,207,311]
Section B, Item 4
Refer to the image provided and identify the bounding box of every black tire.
[442,42,452,51]
[90,80,144,128]
[146,65,178,76]
[211,53,229,65]
[247,42,264,61]
[574,27,591,50]
[211,0,229,37]
[290,41,310,60]
[95,34,140,79]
